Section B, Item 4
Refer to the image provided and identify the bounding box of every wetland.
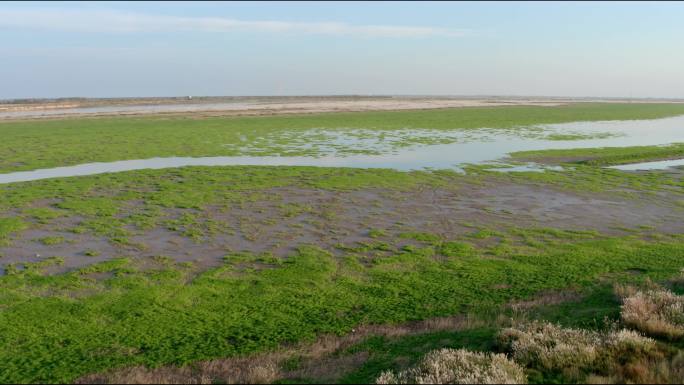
[2,101,684,383]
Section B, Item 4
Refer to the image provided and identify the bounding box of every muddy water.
[0,115,683,184]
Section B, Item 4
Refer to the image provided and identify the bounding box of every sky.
[1,1,683,99]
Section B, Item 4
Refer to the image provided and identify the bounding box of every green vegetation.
[23,207,65,222]
[37,236,66,246]
[543,132,620,141]
[0,217,27,246]
[368,228,387,238]
[512,142,684,166]
[0,232,684,382]
[471,162,684,194]
[2,103,684,173]
[2,234,684,383]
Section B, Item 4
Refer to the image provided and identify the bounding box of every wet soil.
[2,177,682,274]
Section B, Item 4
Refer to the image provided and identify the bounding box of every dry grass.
[585,350,684,384]
[287,351,370,382]
[76,314,486,384]
[617,283,684,340]
[76,354,283,384]
[376,348,527,384]
[508,289,583,312]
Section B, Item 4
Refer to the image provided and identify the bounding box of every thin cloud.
[0,8,470,38]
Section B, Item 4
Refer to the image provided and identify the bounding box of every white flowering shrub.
[499,321,601,371]
[603,328,657,352]
[376,348,526,384]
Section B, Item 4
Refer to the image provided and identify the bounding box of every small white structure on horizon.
[188,96,193,100]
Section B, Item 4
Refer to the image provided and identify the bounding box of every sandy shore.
[3,96,682,120]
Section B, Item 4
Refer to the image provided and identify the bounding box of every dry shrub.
[619,286,684,340]
[499,321,602,372]
[496,320,684,384]
[613,282,639,299]
[498,321,657,382]
[376,348,527,384]
[593,350,684,384]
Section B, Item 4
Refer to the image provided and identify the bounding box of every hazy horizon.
[4,94,684,103]
[2,1,684,99]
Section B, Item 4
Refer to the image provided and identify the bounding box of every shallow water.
[610,159,684,171]
[0,115,683,184]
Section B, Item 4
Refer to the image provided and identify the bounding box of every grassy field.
[1,104,684,383]
[2,103,684,173]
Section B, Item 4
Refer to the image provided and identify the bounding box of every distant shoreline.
[2,95,684,120]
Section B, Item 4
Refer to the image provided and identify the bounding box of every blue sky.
[1,1,683,99]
